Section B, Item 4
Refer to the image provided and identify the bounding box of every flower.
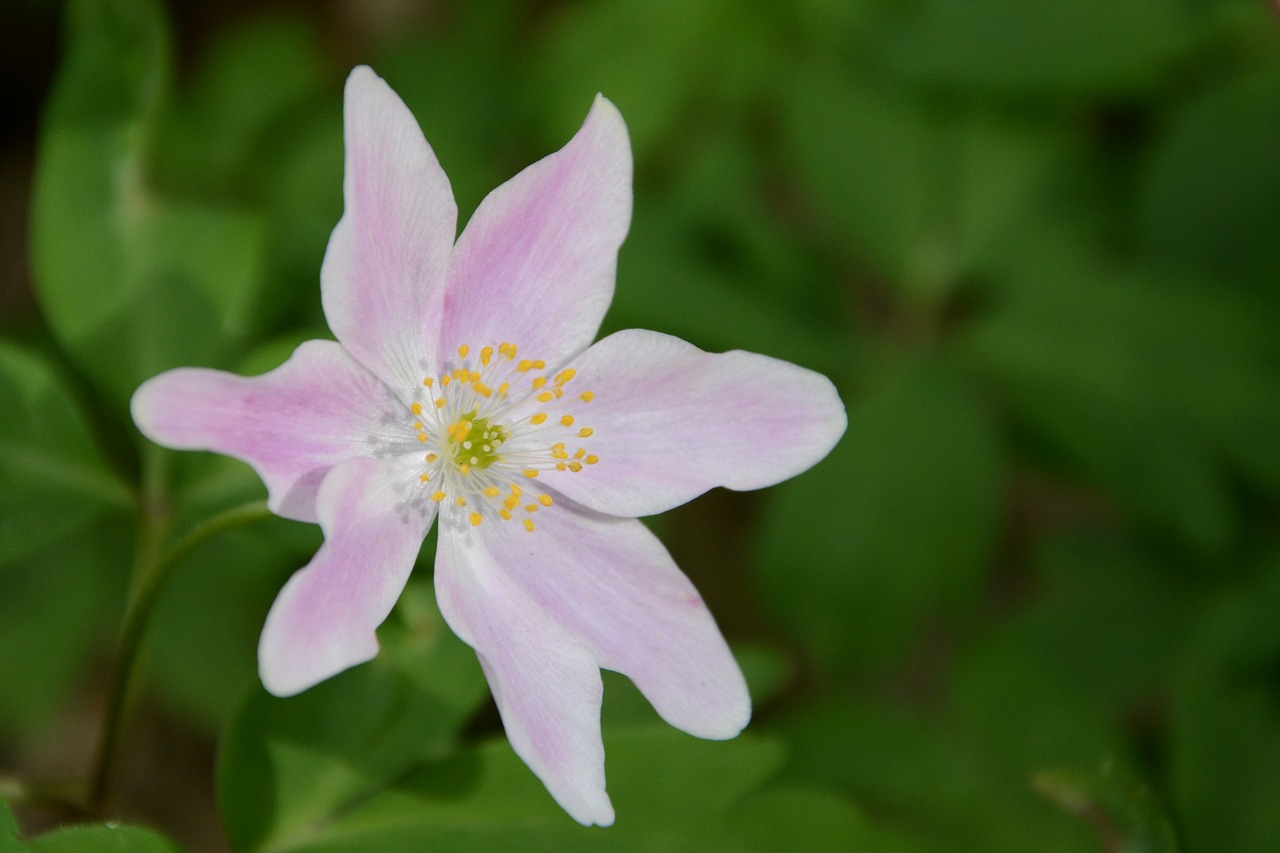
[131,66,846,826]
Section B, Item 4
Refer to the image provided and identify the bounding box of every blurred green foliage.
[2,0,1279,849]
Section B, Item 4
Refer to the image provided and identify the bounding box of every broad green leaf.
[1169,553,1280,852]
[528,0,782,161]
[154,17,326,197]
[1032,764,1178,853]
[1141,62,1280,290]
[780,63,1064,306]
[25,824,182,853]
[217,579,487,853]
[1,795,17,850]
[872,0,1197,95]
[269,728,890,852]
[146,518,319,731]
[955,234,1268,554]
[0,341,130,564]
[776,699,1098,853]
[0,523,129,736]
[31,0,267,403]
[755,361,1002,676]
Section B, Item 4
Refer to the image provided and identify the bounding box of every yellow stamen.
[411,402,423,415]
[517,359,533,372]
[580,391,594,402]
[555,368,575,386]
[532,376,547,389]
[560,415,575,427]
[538,493,553,507]
[523,519,535,532]
[469,512,482,527]
[536,391,553,403]
[530,413,547,425]
[524,469,539,478]
[435,398,447,409]
[484,486,501,497]
[431,491,446,502]
[568,461,583,472]
[585,455,599,465]
[481,346,494,365]
[423,377,434,388]
[455,496,467,507]
[458,344,469,359]
[578,427,593,438]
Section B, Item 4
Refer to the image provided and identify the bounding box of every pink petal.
[435,525,614,826]
[542,329,847,517]
[440,95,631,369]
[321,66,457,391]
[131,340,398,523]
[259,456,434,697]
[474,502,750,741]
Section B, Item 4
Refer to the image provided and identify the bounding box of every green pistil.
[450,410,506,469]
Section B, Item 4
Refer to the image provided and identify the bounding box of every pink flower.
[132,67,845,825]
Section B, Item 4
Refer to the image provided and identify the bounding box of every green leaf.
[873,0,1197,95]
[31,0,267,403]
[1141,62,1280,290]
[755,361,1002,676]
[25,823,183,853]
[780,64,1064,305]
[1169,553,1280,851]
[268,728,891,852]
[0,523,129,736]
[216,579,488,853]
[0,341,130,564]
[0,795,17,850]
[775,698,1098,853]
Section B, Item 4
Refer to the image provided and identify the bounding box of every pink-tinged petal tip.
[258,457,434,696]
[321,65,457,392]
[440,93,632,368]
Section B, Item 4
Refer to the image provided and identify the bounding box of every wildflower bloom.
[131,67,845,825]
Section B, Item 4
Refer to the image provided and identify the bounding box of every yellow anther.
[426,453,438,463]
[510,484,522,497]
[556,462,567,471]
[441,375,452,387]
[580,391,595,402]
[560,415,575,427]
[435,398,447,409]
[480,346,493,365]
[459,464,471,476]
[454,369,470,382]
[578,427,593,438]
[523,469,539,478]
[536,391,554,403]
[413,421,423,430]
[484,486,501,497]
[568,461,583,472]
[456,496,467,507]
[458,344,470,359]
[531,413,547,425]
[554,388,563,399]
[499,508,513,520]
[504,495,519,510]
[525,503,539,513]
[423,377,434,388]
[497,382,509,397]
[469,512,482,527]
[499,342,517,359]
[575,448,586,459]
[417,433,428,443]
[411,402,423,415]
[552,449,569,460]
[531,360,545,370]
[555,369,575,386]
[419,473,430,482]
[471,382,493,398]
[532,376,547,390]
[538,493,553,507]
[431,491,446,502]
[517,359,533,372]
[523,519,536,532]
[585,454,599,465]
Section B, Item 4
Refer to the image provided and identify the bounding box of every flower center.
[405,343,598,531]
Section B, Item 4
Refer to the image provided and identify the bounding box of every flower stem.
[87,485,271,812]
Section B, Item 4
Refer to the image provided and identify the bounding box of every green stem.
[87,490,271,813]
